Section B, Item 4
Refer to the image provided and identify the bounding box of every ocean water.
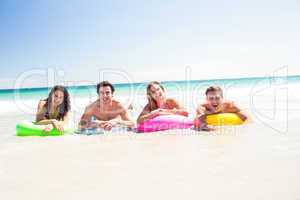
[1,76,300,200]
[0,75,299,119]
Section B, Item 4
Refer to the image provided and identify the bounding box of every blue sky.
[0,0,300,89]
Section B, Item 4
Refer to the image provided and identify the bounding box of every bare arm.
[36,100,47,122]
[59,111,70,126]
[118,108,135,127]
[225,102,250,122]
[153,108,189,116]
[137,99,189,124]
[165,98,189,116]
[196,104,207,118]
[78,107,93,129]
[35,100,70,131]
[169,107,189,117]
[195,104,211,123]
[194,104,216,131]
[137,105,160,124]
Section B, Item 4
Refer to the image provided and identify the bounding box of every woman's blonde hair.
[146,81,165,111]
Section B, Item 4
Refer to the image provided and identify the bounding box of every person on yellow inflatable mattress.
[194,86,251,131]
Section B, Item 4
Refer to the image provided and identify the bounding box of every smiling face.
[148,83,165,102]
[98,86,113,104]
[52,90,64,107]
[206,91,223,109]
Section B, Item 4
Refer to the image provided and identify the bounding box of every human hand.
[194,116,215,132]
[109,119,119,126]
[205,105,223,115]
[151,108,172,116]
[173,109,189,116]
[150,109,161,117]
[198,125,216,131]
[43,124,54,132]
[51,119,64,132]
[102,121,113,131]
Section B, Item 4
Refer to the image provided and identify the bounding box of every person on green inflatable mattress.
[35,85,71,132]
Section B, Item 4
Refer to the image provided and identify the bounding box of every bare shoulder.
[223,101,236,108]
[223,101,242,113]
[112,99,126,111]
[165,98,180,108]
[84,100,99,112]
[199,103,209,109]
[166,98,178,104]
[38,100,46,108]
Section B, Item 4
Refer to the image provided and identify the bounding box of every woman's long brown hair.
[44,85,71,120]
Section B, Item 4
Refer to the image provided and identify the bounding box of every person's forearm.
[79,118,105,129]
[35,119,55,125]
[137,116,148,124]
[171,109,189,116]
[78,118,90,129]
[37,119,67,128]
[94,119,106,124]
[137,112,159,124]
[194,114,210,129]
[196,110,206,118]
[227,107,240,113]
[117,119,135,127]
[235,112,249,122]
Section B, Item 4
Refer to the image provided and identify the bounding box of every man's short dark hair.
[205,86,223,97]
[97,81,115,94]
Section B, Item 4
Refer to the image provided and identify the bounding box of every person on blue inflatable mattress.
[79,81,135,131]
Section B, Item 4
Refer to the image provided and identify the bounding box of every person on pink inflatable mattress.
[137,81,189,124]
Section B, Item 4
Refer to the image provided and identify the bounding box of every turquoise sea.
[0,75,299,119]
[1,75,299,100]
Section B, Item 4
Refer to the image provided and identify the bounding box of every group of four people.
[35,81,250,132]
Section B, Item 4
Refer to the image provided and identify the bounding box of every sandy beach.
[1,106,300,200]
